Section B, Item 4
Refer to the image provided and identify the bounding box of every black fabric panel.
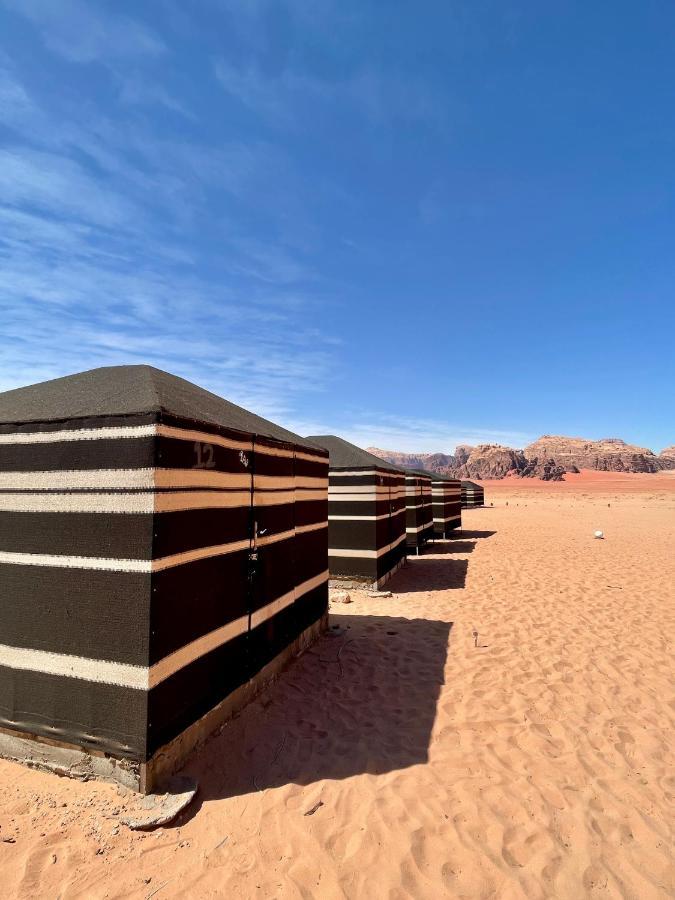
[0,565,150,665]
[149,551,250,664]
[294,529,328,583]
[0,510,153,558]
[250,445,294,615]
[295,456,329,479]
[254,501,294,538]
[0,666,147,760]
[328,518,376,551]
[156,435,251,474]
[153,506,251,557]
[327,499,392,518]
[328,473,381,487]
[252,450,294,477]
[250,539,295,615]
[146,631,249,758]
[295,498,327,528]
[0,436,156,473]
[375,516,405,547]
[376,545,405,581]
[294,582,328,633]
[327,554,378,581]
[248,597,298,675]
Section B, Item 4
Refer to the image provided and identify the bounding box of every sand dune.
[0,484,673,898]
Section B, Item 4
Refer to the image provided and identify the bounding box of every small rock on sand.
[331,591,352,604]
[121,776,198,831]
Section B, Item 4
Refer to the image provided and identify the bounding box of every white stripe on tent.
[328,509,406,521]
[0,643,149,690]
[0,570,329,690]
[0,522,328,573]
[328,533,406,559]
[0,489,326,515]
[0,424,160,446]
[433,515,462,524]
[0,424,327,465]
[406,524,433,534]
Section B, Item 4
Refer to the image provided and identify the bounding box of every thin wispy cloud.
[214,57,446,132]
[2,0,165,65]
[0,51,336,420]
[287,411,535,455]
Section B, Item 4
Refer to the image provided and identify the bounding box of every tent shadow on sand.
[434,539,478,554]
[176,615,452,814]
[455,529,497,540]
[387,554,469,593]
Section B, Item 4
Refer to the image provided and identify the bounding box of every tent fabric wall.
[404,471,434,551]
[306,436,406,587]
[428,472,462,538]
[461,480,485,508]
[0,367,328,767]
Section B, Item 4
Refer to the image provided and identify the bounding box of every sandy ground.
[0,475,673,899]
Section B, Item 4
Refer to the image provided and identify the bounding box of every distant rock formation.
[451,444,526,479]
[524,436,665,473]
[367,433,673,481]
[658,446,675,469]
[365,448,454,471]
[519,457,572,481]
[367,443,567,481]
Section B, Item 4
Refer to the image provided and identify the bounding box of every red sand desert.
[0,472,673,898]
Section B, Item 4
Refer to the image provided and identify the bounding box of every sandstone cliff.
[524,436,664,474]
[367,433,672,481]
[658,446,675,470]
[367,444,567,481]
[365,448,454,471]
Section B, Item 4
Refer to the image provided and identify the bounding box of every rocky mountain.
[524,436,665,474]
[367,443,568,481]
[658,446,675,469]
[367,434,673,481]
[365,449,454,471]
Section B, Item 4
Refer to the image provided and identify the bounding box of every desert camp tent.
[405,469,434,552]
[307,435,406,588]
[461,480,485,507]
[426,471,462,538]
[0,366,328,791]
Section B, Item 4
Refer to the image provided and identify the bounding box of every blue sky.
[1,1,673,452]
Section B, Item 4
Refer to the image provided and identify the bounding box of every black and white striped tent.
[404,469,434,553]
[426,471,462,538]
[0,366,328,788]
[461,480,485,507]
[306,436,406,588]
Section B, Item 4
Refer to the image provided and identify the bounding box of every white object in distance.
[594,530,604,539]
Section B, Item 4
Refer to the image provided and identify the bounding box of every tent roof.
[404,468,433,480]
[420,469,460,483]
[306,435,403,473]
[0,365,318,447]
[461,480,483,488]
